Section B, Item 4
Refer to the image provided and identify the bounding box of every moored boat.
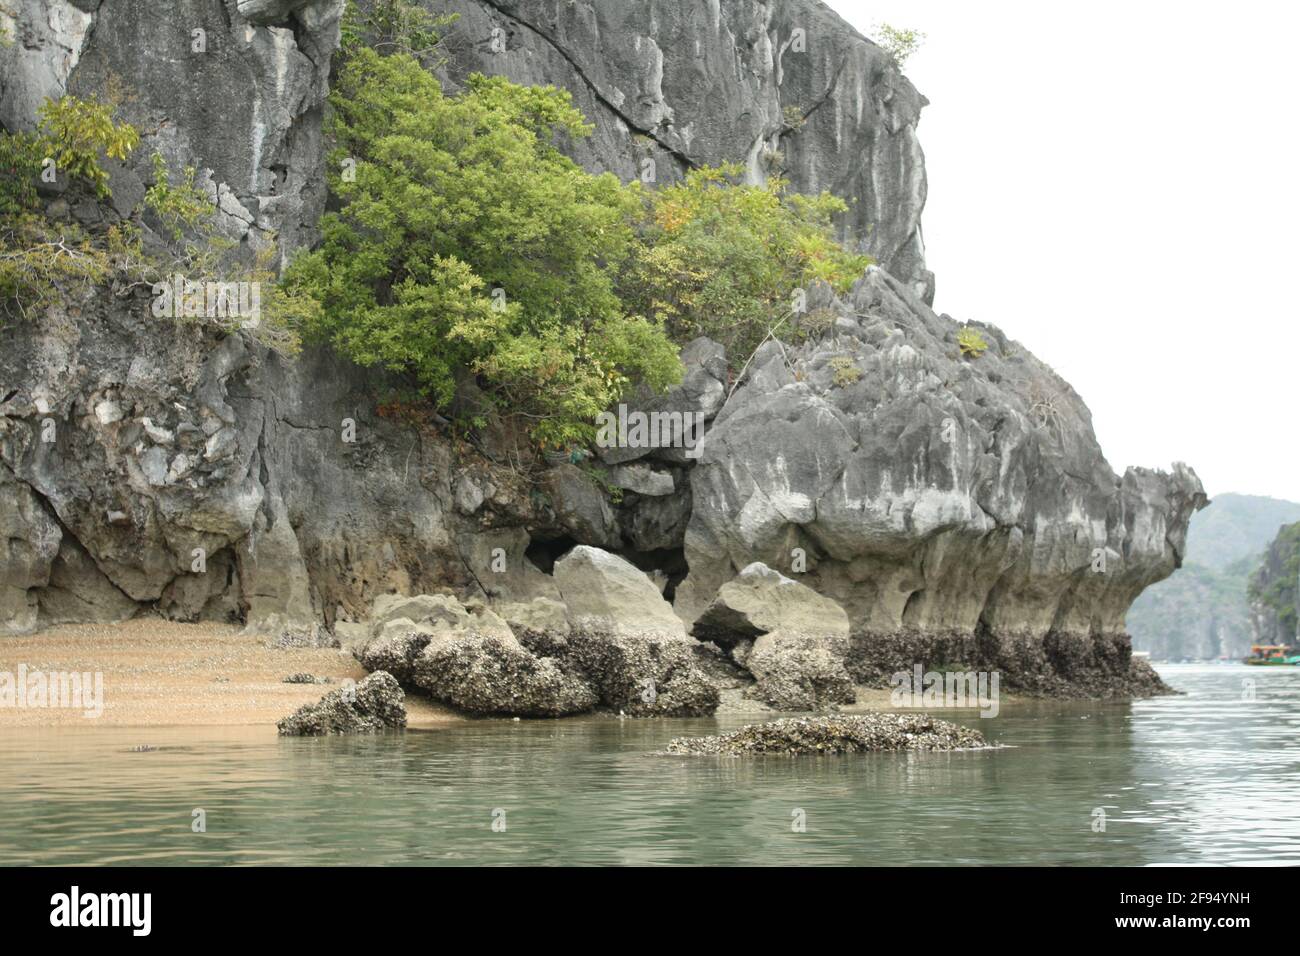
[1244,644,1300,665]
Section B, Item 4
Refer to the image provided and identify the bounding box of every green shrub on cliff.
[872,24,926,68]
[958,327,989,358]
[0,217,118,323]
[143,151,212,242]
[1,94,138,215]
[287,35,872,448]
[282,49,681,448]
[339,0,458,65]
[0,95,138,322]
[0,129,43,220]
[35,95,139,198]
[0,95,301,355]
[619,162,871,362]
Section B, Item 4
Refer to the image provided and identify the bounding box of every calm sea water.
[1,664,1297,866]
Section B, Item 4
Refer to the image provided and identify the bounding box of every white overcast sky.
[823,0,1299,503]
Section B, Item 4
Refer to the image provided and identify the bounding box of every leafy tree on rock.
[284,49,681,448]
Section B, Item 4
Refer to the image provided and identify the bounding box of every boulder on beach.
[692,563,855,710]
[354,617,439,684]
[277,671,407,737]
[664,713,988,755]
[357,595,592,714]
[497,597,571,642]
[563,626,721,716]
[744,634,856,711]
[552,546,719,715]
[553,545,687,638]
[351,554,723,717]
[413,633,598,717]
[693,562,851,643]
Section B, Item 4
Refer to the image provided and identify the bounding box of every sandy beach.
[0,618,1014,729]
[0,619,460,728]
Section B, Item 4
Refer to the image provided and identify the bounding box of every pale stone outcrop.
[553,546,686,638]
[694,563,853,710]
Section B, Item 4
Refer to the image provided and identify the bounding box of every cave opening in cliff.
[524,535,579,574]
[902,589,926,627]
[618,548,689,602]
[524,537,688,601]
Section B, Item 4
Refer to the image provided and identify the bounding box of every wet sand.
[0,619,459,728]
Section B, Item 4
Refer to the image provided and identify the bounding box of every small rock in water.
[663,713,988,756]
[277,671,407,736]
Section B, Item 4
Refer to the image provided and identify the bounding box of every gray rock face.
[35,535,139,628]
[0,471,60,633]
[436,0,933,301]
[0,286,580,636]
[608,463,674,497]
[0,2,96,146]
[541,465,620,549]
[276,671,407,736]
[1,0,344,257]
[619,488,691,552]
[596,337,727,467]
[674,271,1206,698]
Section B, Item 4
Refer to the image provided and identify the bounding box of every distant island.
[1128,493,1300,660]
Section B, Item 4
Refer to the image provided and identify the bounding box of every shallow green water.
[1,664,1297,865]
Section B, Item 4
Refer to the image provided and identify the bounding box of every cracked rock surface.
[0,0,344,257]
[436,0,933,300]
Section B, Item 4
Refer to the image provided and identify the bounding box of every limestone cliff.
[0,0,345,258]
[1248,522,1300,647]
[434,0,932,301]
[0,1,1204,697]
